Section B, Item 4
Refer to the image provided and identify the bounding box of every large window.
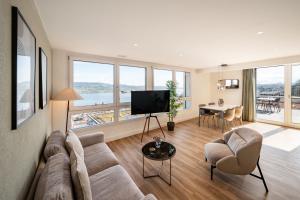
[119,65,146,103]
[73,61,114,107]
[176,71,191,109]
[153,69,172,90]
[70,59,192,129]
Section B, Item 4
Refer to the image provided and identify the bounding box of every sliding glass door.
[256,66,285,123]
[291,64,300,124]
[256,64,300,127]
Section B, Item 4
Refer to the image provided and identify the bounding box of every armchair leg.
[250,160,269,193]
[211,165,215,180]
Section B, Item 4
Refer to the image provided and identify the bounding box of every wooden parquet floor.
[108,118,300,200]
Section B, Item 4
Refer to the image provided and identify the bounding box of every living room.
[1,0,300,200]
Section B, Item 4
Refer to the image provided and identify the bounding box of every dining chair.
[234,106,243,125]
[199,104,210,127]
[223,108,236,130]
[272,97,281,113]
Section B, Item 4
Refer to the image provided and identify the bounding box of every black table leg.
[143,158,172,186]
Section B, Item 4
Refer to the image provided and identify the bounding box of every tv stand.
[141,113,166,143]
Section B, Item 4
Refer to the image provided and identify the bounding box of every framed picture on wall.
[11,6,36,130]
[39,47,47,109]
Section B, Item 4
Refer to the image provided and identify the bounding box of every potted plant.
[166,80,183,131]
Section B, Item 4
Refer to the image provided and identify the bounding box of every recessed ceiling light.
[179,53,183,57]
[257,31,264,35]
[133,43,139,47]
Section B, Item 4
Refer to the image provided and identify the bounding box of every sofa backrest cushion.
[44,130,69,161]
[34,153,74,200]
[70,151,92,200]
[65,130,84,158]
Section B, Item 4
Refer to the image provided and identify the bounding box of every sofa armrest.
[141,194,157,200]
[79,132,104,147]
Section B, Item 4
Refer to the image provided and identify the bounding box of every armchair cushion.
[227,132,246,153]
[79,132,104,147]
[204,143,233,165]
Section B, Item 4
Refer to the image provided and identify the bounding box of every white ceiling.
[34,0,300,69]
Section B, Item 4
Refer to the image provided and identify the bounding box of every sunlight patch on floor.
[240,122,300,152]
[263,129,300,152]
[241,122,281,136]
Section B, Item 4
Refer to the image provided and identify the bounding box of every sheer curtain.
[242,69,256,121]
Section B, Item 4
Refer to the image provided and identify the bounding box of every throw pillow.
[65,130,84,158]
[70,150,92,200]
[227,132,246,153]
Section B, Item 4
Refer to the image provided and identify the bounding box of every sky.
[257,65,300,84]
[74,61,300,87]
[74,61,147,86]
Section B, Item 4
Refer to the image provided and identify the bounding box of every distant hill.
[74,82,146,94]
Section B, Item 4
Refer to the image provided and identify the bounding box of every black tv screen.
[131,90,170,115]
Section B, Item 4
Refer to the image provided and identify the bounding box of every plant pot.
[167,121,175,131]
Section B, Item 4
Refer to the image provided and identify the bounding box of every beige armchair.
[204,127,268,192]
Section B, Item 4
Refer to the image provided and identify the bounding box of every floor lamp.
[52,88,83,133]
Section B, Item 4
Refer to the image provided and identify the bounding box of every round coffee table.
[142,141,176,185]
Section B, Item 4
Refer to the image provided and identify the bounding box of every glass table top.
[142,141,176,161]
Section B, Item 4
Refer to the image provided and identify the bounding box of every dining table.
[256,97,276,113]
[199,104,238,133]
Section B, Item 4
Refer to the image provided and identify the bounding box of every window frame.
[69,56,149,129]
[152,68,192,110]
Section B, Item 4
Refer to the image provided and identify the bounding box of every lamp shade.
[52,88,83,101]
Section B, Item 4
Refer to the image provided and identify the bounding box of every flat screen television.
[131,90,170,115]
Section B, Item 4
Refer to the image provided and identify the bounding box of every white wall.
[0,0,52,199]
[209,70,243,105]
[52,49,211,141]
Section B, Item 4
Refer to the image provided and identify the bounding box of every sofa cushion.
[89,165,144,200]
[70,151,92,200]
[43,130,68,160]
[84,143,119,176]
[66,131,84,158]
[227,132,246,153]
[34,153,74,200]
[204,143,234,165]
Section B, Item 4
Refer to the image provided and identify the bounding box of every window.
[153,69,172,90]
[176,71,191,109]
[70,58,192,129]
[119,65,146,103]
[73,61,114,107]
